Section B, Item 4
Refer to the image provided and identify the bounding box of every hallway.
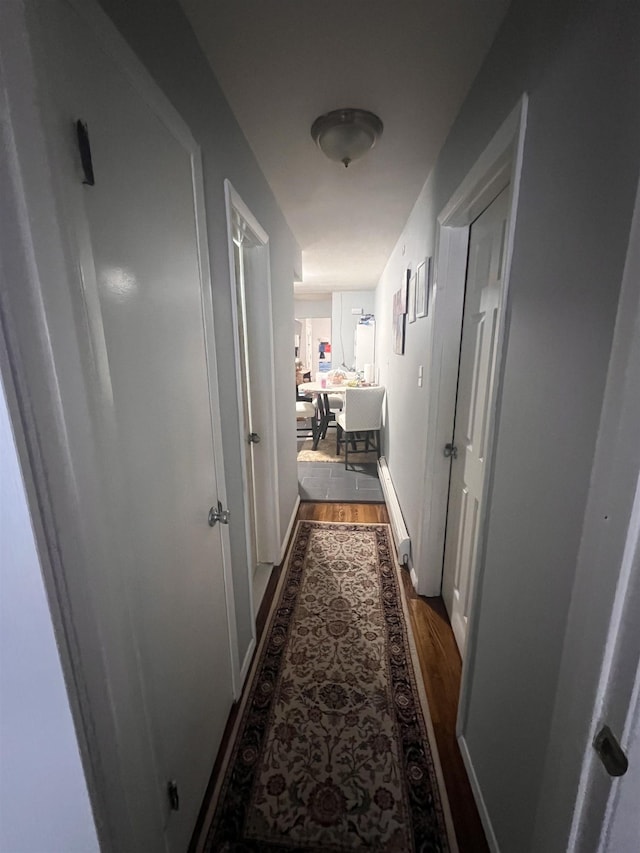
[2,0,639,850]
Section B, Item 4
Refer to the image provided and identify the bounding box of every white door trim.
[418,97,528,593]
[224,181,281,669]
[412,95,528,849]
[455,99,528,736]
[415,96,528,713]
[0,0,238,846]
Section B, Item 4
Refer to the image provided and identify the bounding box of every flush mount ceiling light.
[311,108,383,168]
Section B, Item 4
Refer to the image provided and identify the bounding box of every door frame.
[415,97,528,845]
[441,185,512,658]
[418,97,528,593]
[415,89,527,766]
[224,180,280,680]
[0,0,238,847]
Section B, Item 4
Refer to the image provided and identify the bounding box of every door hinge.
[444,442,458,459]
[248,432,261,444]
[167,779,180,811]
[75,120,95,186]
[593,724,629,777]
[208,500,230,527]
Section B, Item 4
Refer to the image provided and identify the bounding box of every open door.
[226,184,280,618]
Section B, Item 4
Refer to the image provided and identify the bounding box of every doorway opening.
[225,183,280,626]
[296,316,333,381]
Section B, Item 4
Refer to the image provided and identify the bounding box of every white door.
[37,3,233,849]
[442,187,510,656]
[226,187,280,575]
[233,236,259,570]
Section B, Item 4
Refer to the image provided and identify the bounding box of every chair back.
[341,386,385,432]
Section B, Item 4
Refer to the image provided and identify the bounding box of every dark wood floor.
[191,502,487,852]
[399,565,489,852]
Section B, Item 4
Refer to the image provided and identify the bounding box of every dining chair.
[296,399,318,442]
[336,386,385,468]
[317,392,344,439]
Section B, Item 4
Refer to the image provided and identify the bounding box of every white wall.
[331,290,376,369]
[533,176,640,853]
[294,296,332,319]
[375,178,436,555]
[0,378,99,853]
[374,0,640,849]
[98,0,301,663]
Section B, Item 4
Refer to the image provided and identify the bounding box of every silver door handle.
[208,501,230,526]
[444,443,458,459]
[248,432,261,444]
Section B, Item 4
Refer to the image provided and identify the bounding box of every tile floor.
[298,461,384,502]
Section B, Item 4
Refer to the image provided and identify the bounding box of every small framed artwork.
[408,272,417,323]
[416,257,432,318]
[399,269,410,313]
[392,289,406,354]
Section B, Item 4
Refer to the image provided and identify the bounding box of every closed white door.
[443,187,510,656]
[38,2,233,849]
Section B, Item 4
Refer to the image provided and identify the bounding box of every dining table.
[297,382,384,450]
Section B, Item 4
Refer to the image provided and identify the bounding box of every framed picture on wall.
[408,272,417,323]
[399,269,409,313]
[416,257,432,318]
[392,289,405,354]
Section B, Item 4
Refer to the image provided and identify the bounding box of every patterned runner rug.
[203,522,457,852]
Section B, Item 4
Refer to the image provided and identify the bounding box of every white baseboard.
[458,734,500,852]
[252,563,273,615]
[279,494,300,564]
[377,458,411,564]
[239,636,256,692]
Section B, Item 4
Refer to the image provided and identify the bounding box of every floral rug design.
[204,522,455,852]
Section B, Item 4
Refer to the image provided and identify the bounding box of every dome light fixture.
[310,108,383,168]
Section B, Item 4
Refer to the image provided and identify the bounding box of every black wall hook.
[76,120,95,186]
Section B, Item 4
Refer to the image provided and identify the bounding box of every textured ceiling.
[178,0,510,294]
